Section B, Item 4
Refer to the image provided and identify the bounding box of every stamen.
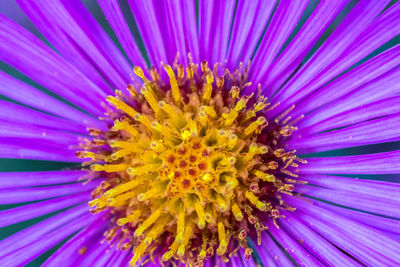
[134,209,162,238]
[217,222,228,255]
[164,64,181,104]
[107,96,138,119]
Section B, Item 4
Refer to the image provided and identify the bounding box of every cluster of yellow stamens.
[77,60,305,266]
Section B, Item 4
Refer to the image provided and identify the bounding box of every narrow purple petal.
[74,242,109,266]
[103,250,126,267]
[129,0,168,65]
[311,200,400,236]
[0,182,96,204]
[0,71,105,129]
[268,223,321,266]
[97,0,147,69]
[285,196,400,265]
[261,0,348,95]
[0,170,86,188]
[0,138,81,162]
[104,251,128,267]
[18,0,132,91]
[1,211,96,267]
[256,232,294,266]
[179,0,199,63]
[303,175,400,199]
[298,66,400,129]
[199,0,236,64]
[0,191,90,227]
[300,150,400,175]
[209,0,235,64]
[249,0,309,85]
[17,0,112,94]
[157,0,199,64]
[0,203,90,257]
[238,249,257,267]
[151,1,178,64]
[42,217,109,266]
[0,101,87,134]
[198,0,214,63]
[296,184,400,218]
[227,0,276,69]
[270,0,391,117]
[0,121,83,145]
[290,113,400,153]
[0,15,105,116]
[252,245,276,267]
[280,213,359,266]
[293,44,400,120]
[299,95,400,135]
[163,1,189,65]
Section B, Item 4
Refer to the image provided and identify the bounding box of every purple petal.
[256,232,294,266]
[0,71,105,129]
[0,170,86,188]
[198,0,214,63]
[179,0,200,62]
[75,243,112,266]
[0,182,96,204]
[302,174,400,200]
[198,0,236,64]
[0,203,90,257]
[162,1,189,65]
[97,0,147,69]
[296,184,400,218]
[0,121,83,145]
[129,0,168,65]
[252,245,276,267]
[270,0,392,117]
[150,1,178,64]
[105,250,129,267]
[42,217,110,266]
[285,196,400,265]
[260,0,348,96]
[0,191,90,227]
[315,201,400,238]
[238,248,257,267]
[293,44,400,121]
[300,150,400,175]
[16,1,111,94]
[0,101,87,134]
[1,211,96,267]
[17,0,132,91]
[290,113,400,153]
[280,213,359,266]
[0,15,106,116]
[298,66,400,129]
[268,223,321,266]
[227,0,276,69]
[0,137,82,162]
[209,0,235,64]
[299,95,400,135]
[313,201,400,236]
[249,0,309,85]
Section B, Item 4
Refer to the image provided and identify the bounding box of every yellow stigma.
[81,61,304,266]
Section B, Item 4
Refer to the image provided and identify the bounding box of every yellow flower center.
[77,60,305,266]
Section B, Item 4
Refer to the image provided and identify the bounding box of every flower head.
[1,0,400,266]
[78,62,306,265]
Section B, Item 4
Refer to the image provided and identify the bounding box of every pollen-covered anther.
[80,61,305,266]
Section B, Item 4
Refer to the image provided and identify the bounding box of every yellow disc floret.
[77,60,305,266]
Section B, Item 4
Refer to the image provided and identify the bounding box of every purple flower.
[1,0,400,266]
